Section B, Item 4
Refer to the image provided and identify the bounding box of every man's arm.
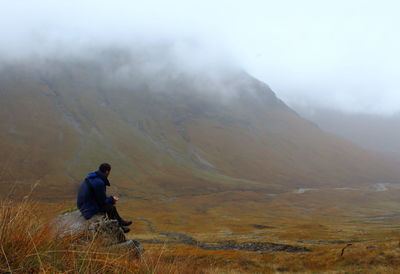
[92,180,115,207]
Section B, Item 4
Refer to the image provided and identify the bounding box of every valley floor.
[35,183,400,273]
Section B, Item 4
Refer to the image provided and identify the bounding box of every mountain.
[295,107,400,158]
[1,49,399,201]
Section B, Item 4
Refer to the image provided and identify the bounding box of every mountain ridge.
[1,51,399,201]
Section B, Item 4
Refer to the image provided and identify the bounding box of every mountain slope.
[294,107,400,158]
[0,51,399,201]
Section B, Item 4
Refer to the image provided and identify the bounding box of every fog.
[1,0,399,115]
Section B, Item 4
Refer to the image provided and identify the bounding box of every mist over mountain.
[295,106,400,158]
[2,1,400,116]
[1,46,399,202]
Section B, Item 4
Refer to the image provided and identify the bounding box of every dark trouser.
[100,203,123,225]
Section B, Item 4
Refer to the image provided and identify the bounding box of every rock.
[52,210,144,259]
[110,239,144,258]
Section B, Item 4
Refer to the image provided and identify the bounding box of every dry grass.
[118,187,400,273]
[3,189,400,273]
[0,199,206,273]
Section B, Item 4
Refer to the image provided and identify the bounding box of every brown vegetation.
[0,199,205,273]
[3,192,400,273]
[1,58,400,201]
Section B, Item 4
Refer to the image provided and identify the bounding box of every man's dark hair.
[99,163,111,173]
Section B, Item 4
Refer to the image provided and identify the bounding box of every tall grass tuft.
[0,199,205,273]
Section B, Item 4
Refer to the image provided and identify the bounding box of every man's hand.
[113,196,119,202]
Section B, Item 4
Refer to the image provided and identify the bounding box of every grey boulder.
[52,210,143,259]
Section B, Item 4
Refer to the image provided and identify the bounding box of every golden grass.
[0,199,207,273]
[115,187,400,273]
[3,190,400,273]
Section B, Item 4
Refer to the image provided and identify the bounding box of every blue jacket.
[77,170,115,219]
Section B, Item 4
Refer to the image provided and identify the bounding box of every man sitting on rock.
[77,163,132,233]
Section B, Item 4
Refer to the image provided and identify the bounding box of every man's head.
[99,163,111,177]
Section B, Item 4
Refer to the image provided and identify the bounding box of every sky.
[0,0,399,115]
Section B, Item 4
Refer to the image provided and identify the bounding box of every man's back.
[77,163,132,233]
[77,171,113,219]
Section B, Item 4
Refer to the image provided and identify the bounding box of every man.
[77,163,132,233]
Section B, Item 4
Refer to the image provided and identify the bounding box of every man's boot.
[121,226,130,233]
[120,220,133,226]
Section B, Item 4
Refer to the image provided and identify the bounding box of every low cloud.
[1,0,399,115]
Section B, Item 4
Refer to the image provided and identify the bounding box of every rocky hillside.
[1,49,399,201]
